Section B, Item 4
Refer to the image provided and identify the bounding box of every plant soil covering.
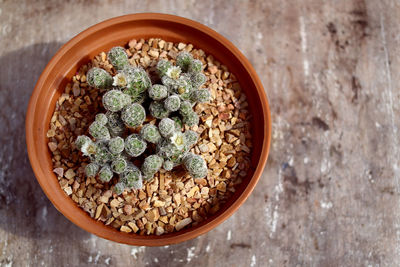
[48,38,252,235]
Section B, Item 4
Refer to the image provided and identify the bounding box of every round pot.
[25,13,271,246]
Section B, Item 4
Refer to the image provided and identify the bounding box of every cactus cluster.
[76,47,211,194]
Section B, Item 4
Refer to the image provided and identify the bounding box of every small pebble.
[64,169,76,179]
[177,43,186,50]
[72,83,80,97]
[48,142,57,152]
[53,167,64,177]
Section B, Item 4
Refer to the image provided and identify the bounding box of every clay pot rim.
[25,13,271,246]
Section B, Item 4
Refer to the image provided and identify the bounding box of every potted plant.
[26,13,271,246]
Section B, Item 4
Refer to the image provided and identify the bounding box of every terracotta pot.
[25,13,271,246]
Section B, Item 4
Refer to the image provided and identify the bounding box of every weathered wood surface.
[1,0,400,266]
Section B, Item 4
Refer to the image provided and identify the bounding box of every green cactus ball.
[179,100,193,116]
[140,124,161,144]
[87,67,113,90]
[99,164,113,182]
[107,46,129,71]
[121,103,146,128]
[108,136,125,155]
[191,72,207,89]
[158,118,175,138]
[75,135,92,150]
[85,162,99,178]
[121,164,143,189]
[94,142,112,166]
[164,95,181,112]
[157,139,186,165]
[125,134,147,157]
[176,51,193,72]
[188,59,203,73]
[148,84,168,100]
[123,67,151,97]
[111,157,127,174]
[149,101,170,119]
[156,59,172,77]
[162,160,174,171]
[183,153,207,178]
[89,121,111,140]
[142,154,163,178]
[102,90,131,112]
[182,111,199,127]
[184,130,199,148]
[191,89,211,103]
[176,76,193,100]
[95,113,108,126]
[114,182,125,195]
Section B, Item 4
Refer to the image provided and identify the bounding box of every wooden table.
[1,0,399,266]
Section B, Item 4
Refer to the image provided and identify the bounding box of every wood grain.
[0,0,399,266]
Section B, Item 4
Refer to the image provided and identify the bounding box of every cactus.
[156,59,172,77]
[164,95,181,112]
[102,89,131,112]
[85,162,99,178]
[120,164,143,189]
[161,76,175,88]
[87,67,113,89]
[148,84,168,100]
[131,91,147,104]
[191,89,211,103]
[108,136,124,155]
[176,75,193,100]
[158,118,175,138]
[105,111,125,136]
[114,182,125,195]
[162,160,174,171]
[94,142,112,166]
[142,154,163,179]
[184,130,198,148]
[149,101,170,119]
[183,153,207,178]
[121,103,146,128]
[176,51,193,72]
[188,59,203,73]
[125,134,147,157]
[75,135,92,150]
[191,72,206,89]
[179,100,193,116]
[76,46,212,193]
[182,111,199,127]
[99,164,113,182]
[156,139,186,165]
[107,46,129,70]
[95,113,108,125]
[111,157,127,174]
[140,124,161,144]
[171,116,183,131]
[89,121,111,140]
[123,67,151,98]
